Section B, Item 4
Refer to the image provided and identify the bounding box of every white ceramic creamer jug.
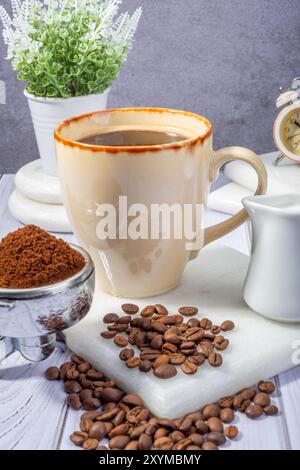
[243,193,300,322]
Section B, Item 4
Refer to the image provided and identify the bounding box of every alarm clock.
[273,77,300,164]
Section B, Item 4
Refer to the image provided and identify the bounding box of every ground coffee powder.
[0,225,85,288]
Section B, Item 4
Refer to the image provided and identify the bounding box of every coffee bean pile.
[45,356,278,451]
[100,304,235,379]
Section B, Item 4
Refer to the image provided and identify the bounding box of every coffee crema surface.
[78,129,189,147]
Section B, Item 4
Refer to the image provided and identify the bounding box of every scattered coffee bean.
[83,438,99,450]
[122,303,139,314]
[101,330,117,339]
[258,380,275,395]
[139,359,152,372]
[208,352,223,367]
[114,335,128,347]
[45,366,60,381]
[117,315,132,324]
[178,306,198,317]
[225,425,238,439]
[64,380,81,394]
[70,431,87,446]
[210,325,221,335]
[126,357,140,368]
[207,417,224,433]
[221,320,235,332]
[67,393,82,410]
[141,306,156,318]
[88,422,107,440]
[253,392,271,408]
[195,420,209,434]
[119,348,134,361]
[200,318,212,330]
[82,397,101,410]
[245,403,263,419]
[214,335,229,351]
[153,364,177,379]
[263,404,278,416]
[218,396,234,409]
[180,361,198,375]
[207,431,226,445]
[219,408,235,423]
[103,313,119,324]
[122,394,144,407]
[154,304,168,315]
[202,404,220,420]
[139,433,152,450]
[201,441,219,450]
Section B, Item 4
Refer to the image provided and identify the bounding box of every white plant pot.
[24,89,110,176]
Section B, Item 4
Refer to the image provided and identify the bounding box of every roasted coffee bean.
[139,433,152,450]
[109,323,129,332]
[258,380,275,394]
[178,306,198,316]
[100,387,124,403]
[162,343,177,354]
[208,352,223,367]
[82,397,101,410]
[233,393,247,410]
[86,369,104,381]
[154,427,169,439]
[153,354,169,368]
[127,406,150,425]
[240,387,257,400]
[179,416,192,432]
[116,315,132,325]
[129,423,147,438]
[141,306,155,318]
[225,425,238,439]
[218,396,234,409]
[125,440,139,450]
[159,314,182,326]
[207,431,226,445]
[70,431,87,446]
[67,393,82,410]
[101,330,117,339]
[202,404,220,420]
[114,335,128,347]
[187,318,200,327]
[170,430,185,442]
[185,327,205,342]
[45,366,60,381]
[200,318,212,330]
[186,411,203,423]
[78,374,93,389]
[207,417,224,433]
[97,408,120,422]
[119,348,134,361]
[66,368,79,380]
[88,422,107,440]
[126,357,140,368]
[180,341,196,351]
[122,303,139,315]
[197,341,214,357]
[163,330,181,344]
[140,350,160,361]
[153,436,173,450]
[64,380,81,394]
[122,394,144,407]
[59,362,76,379]
[264,404,278,416]
[80,417,93,432]
[153,364,177,379]
[254,392,271,407]
[173,437,193,450]
[187,353,206,366]
[219,408,235,423]
[189,433,204,446]
[158,418,176,430]
[214,335,229,351]
[180,361,197,375]
[103,402,117,411]
[145,418,159,435]
[169,353,186,365]
[202,441,219,450]
[245,403,263,419]
[210,325,221,335]
[109,423,129,438]
[151,321,167,334]
[81,410,101,421]
[77,362,92,373]
[103,313,119,323]
[154,304,168,315]
[113,409,126,426]
[70,353,84,365]
[221,320,235,332]
[139,359,152,372]
[150,333,164,350]
[83,438,99,450]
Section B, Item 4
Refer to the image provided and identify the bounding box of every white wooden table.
[0,174,299,450]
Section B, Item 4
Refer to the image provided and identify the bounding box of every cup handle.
[190,146,267,259]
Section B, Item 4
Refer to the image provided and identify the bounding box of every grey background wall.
[0,0,299,173]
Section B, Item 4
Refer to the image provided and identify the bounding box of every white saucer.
[8,190,73,233]
[15,160,63,204]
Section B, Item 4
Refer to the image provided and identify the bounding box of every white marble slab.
[65,244,300,419]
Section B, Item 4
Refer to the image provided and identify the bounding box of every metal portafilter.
[0,244,94,362]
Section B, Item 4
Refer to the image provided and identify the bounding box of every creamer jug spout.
[243,193,300,223]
